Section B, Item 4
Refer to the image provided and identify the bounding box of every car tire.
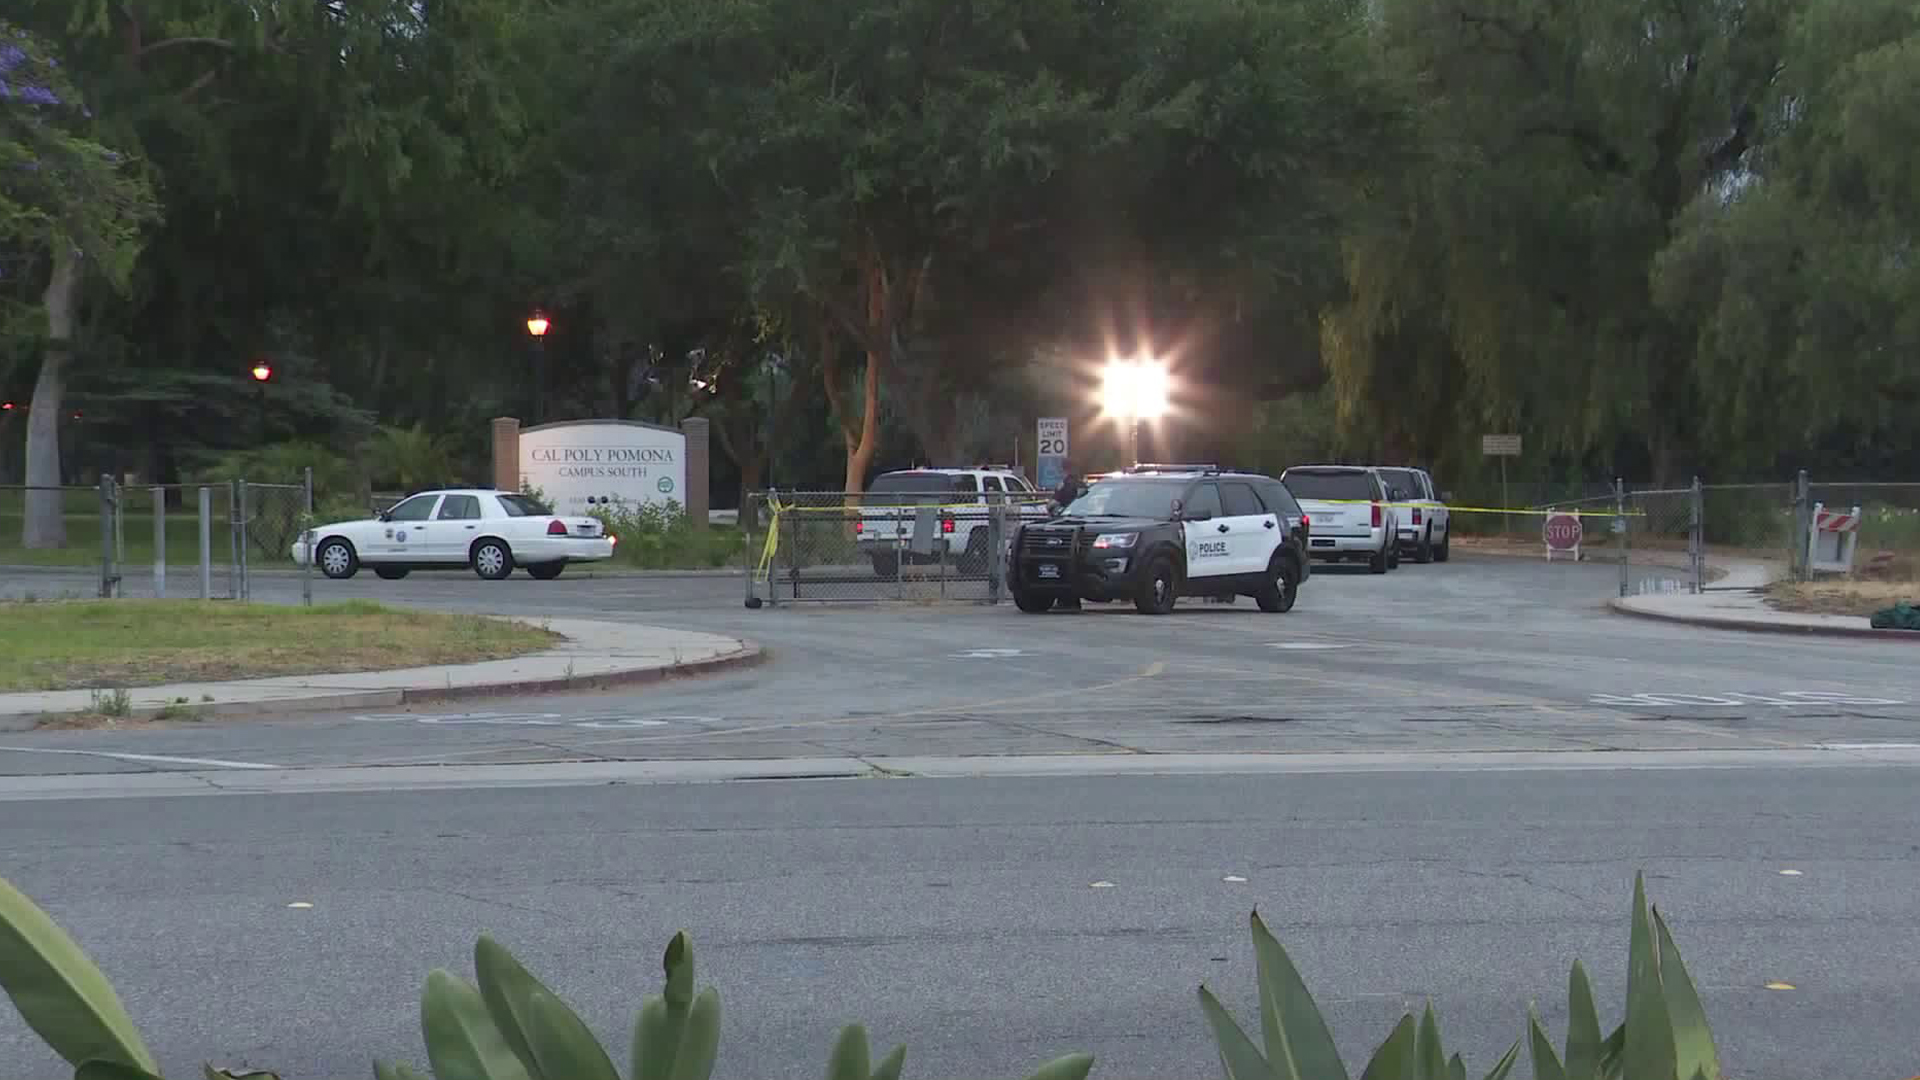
[373,566,409,581]
[870,552,900,581]
[1434,530,1451,562]
[1012,585,1052,614]
[1414,528,1434,564]
[527,562,565,580]
[1134,556,1179,615]
[1369,543,1389,574]
[471,538,514,581]
[316,538,358,580]
[1256,555,1299,613]
[957,531,989,577]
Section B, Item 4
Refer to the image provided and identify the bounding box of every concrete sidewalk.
[0,619,762,731]
[1610,559,1917,641]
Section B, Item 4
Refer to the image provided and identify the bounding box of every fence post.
[98,475,118,599]
[1614,477,1628,598]
[152,485,166,599]
[302,466,314,607]
[227,480,239,600]
[1792,468,1811,583]
[198,486,212,600]
[987,497,1006,605]
[237,478,251,601]
[1688,475,1704,594]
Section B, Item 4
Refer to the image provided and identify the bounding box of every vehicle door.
[1179,483,1233,579]
[1217,481,1278,575]
[429,494,484,562]
[371,493,442,560]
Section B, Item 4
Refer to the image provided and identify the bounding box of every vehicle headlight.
[1092,533,1137,549]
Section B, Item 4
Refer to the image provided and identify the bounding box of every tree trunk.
[842,353,881,494]
[22,245,80,549]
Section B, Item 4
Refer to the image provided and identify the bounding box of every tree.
[1330,0,1794,482]
[2,19,155,546]
[1654,0,1920,473]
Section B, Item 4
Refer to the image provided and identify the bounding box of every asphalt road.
[2,766,1915,1080]
[1,554,1915,774]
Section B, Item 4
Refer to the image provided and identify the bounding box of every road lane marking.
[1592,691,1908,709]
[1779,869,1803,876]
[1267,642,1354,650]
[0,746,281,770]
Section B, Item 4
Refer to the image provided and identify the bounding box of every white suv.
[1280,465,1400,573]
[856,467,1050,579]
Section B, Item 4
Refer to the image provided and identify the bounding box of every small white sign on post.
[1037,417,1069,492]
[1481,434,1523,457]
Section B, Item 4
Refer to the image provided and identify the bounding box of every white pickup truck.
[1280,465,1400,574]
[1374,465,1452,563]
[855,467,1050,579]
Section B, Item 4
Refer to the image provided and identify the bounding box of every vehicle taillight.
[853,521,863,534]
[609,534,618,546]
[1371,503,1382,528]
[1300,515,1310,529]
[941,518,955,534]
[1412,507,1423,525]
[547,519,569,536]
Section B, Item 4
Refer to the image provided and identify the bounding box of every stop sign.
[1544,512,1584,551]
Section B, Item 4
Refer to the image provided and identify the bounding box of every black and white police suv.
[1007,464,1310,615]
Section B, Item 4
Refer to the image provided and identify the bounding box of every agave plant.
[1197,908,1519,1080]
[1526,874,1721,1080]
[0,874,1091,1080]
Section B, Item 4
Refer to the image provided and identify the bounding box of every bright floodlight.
[1102,358,1169,420]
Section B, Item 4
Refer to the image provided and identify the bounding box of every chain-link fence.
[1,474,314,602]
[743,489,1053,605]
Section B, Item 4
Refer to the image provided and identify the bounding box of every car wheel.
[957,531,989,577]
[373,566,409,581]
[1414,528,1434,564]
[1134,556,1178,615]
[1434,530,1451,562]
[316,538,358,580]
[1369,543,1389,574]
[1012,585,1053,613]
[471,538,514,580]
[1256,555,1299,613]
[527,562,565,580]
[870,552,900,580]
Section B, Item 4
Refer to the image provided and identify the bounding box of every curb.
[1607,598,1920,642]
[1,642,766,733]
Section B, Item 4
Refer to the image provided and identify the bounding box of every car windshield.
[1065,480,1181,519]
[497,494,550,517]
[1283,470,1373,500]
[865,472,953,506]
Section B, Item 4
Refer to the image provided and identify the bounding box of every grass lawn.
[1765,580,1920,618]
[0,599,561,692]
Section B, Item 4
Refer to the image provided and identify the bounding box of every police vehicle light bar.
[1124,463,1220,474]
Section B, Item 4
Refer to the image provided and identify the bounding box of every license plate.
[1037,563,1061,579]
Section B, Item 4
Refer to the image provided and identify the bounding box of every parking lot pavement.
[2,553,1915,775]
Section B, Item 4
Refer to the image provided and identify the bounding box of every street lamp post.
[526,310,551,425]
[250,361,272,443]
[1101,358,1170,467]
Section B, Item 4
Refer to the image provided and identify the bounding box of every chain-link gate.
[743,489,1052,605]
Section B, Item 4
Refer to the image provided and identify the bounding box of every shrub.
[590,498,746,571]
[0,872,1716,1080]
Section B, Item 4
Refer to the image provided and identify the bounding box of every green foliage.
[0,871,1725,1080]
[590,498,747,570]
[0,875,156,1073]
[364,424,459,491]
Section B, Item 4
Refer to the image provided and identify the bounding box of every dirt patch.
[0,599,561,693]
[1765,580,1920,618]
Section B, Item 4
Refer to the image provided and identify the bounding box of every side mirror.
[1171,499,1185,519]
[377,511,392,523]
